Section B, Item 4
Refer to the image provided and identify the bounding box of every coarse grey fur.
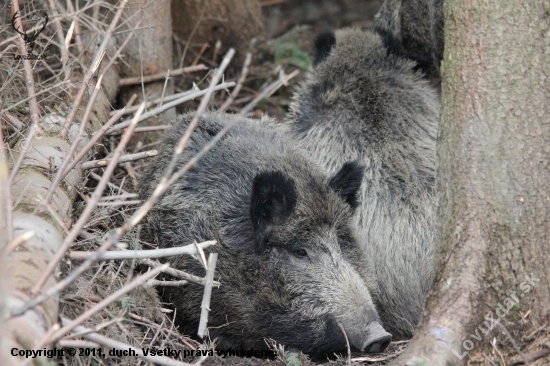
[374,0,444,80]
[284,28,440,339]
[138,111,392,357]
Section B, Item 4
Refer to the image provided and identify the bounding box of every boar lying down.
[139,112,391,357]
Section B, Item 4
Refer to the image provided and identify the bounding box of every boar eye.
[293,249,308,259]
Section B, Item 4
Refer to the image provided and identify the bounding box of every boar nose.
[360,322,392,353]
[363,334,391,353]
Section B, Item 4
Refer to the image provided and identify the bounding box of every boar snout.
[342,319,392,354]
[360,322,392,353]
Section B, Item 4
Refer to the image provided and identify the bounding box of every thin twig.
[106,51,235,257]
[14,53,292,323]
[197,253,218,338]
[130,68,297,256]
[220,52,252,112]
[101,18,143,73]
[131,125,172,133]
[159,69,171,107]
[21,324,60,366]
[212,40,221,63]
[111,86,229,117]
[192,43,209,66]
[42,20,139,204]
[61,317,122,340]
[118,65,207,86]
[6,123,37,242]
[43,264,168,345]
[0,123,11,245]
[173,49,235,160]
[60,0,128,138]
[60,319,194,366]
[11,0,43,134]
[510,349,550,365]
[47,0,70,80]
[88,171,131,195]
[65,0,83,53]
[0,21,52,49]
[148,317,166,348]
[15,62,294,364]
[64,20,75,53]
[100,193,139,201]
[164,68,299,192]
[0,80,71,117]
[178,0,207,69]
[482,353,498,366]
[2,113,24,130]
[60,108,127,179]
[338,323,352,366]
[29,103,145,297]
[115,25,156,34]
[491,337,507,366]
[140,259,219,286]
[70,240,216,260]
[58,340,100,349]
[42,74,108,206]
[106,82,235,134]
[38,194,70,233]
[132,312,197,351]
[95,200,142,207]
[81,150,157,170]
[123,160,139,187]
[497,323,531,366]
[146,280,188,287]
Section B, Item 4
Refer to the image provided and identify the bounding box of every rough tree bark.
[391,1,550,365]
[118,0,175,134]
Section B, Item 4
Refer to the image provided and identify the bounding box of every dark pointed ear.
[250,171,298,251]
[374,24,402,57]
[329,161,364,209]
[313,30,336,66]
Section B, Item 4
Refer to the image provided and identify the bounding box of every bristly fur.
[373,24,402,57]
[285,27,440,339]
[138,111,390,358]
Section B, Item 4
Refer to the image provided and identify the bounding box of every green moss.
[274,43,310,70]
[285,352,301,366]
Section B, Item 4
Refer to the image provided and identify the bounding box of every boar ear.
[313,30,336,66]
[374,23,402,58]
[329,161,364,209]
[250,171,298,251]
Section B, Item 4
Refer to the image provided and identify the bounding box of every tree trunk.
[172,0,264,67]
[118,0,175,141]
[391,1,550,365]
